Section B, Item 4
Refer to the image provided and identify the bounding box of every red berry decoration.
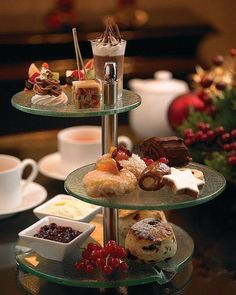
[215,126,225,135]
[200,76,213,88]
[159,157,169,164]
[231,129,236,138]
[229,48,236,57]
[142,157,154,166]
[212,55,224,66]
[227,156,236,165]
[221,133,231,142]
[75,240,129,275]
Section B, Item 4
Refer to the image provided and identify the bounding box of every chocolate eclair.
[140,136,191,167]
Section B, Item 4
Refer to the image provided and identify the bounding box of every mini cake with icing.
[140,136,191,167]
[31,64,68,106]
[125,218,177,263]
[119,210,167,245]
[72,80,100,109]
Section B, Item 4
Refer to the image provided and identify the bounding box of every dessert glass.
[90,40,126,98]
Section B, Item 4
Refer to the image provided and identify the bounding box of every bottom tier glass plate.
[17,262,193,295]
[16,223,194,288]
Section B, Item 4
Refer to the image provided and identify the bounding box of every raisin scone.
[125,218,177,263]
[119,210,166,246]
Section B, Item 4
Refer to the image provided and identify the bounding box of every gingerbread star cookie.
[162,167,205,198]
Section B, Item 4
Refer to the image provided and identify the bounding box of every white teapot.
[128,71,189,139]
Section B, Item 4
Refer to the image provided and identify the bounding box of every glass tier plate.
[11,88,141,117]
[65,162,226,210]
[17,262,193,295]
[16,223,193,288]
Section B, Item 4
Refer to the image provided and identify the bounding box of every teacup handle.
[118,136,133,151]
[20,159,38,191]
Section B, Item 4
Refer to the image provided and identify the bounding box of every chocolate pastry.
[139,161,170,191]
[140,136,191,167]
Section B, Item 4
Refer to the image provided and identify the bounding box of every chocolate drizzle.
[99,18,122,44]
[33,69,62,97]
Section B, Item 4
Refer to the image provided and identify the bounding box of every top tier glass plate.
[11,88,141,117]
[65,162,226,210]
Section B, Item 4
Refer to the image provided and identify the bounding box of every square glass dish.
[18,216,95,261]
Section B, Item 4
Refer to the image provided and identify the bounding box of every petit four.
[138,160,170,191]
[140,136,191,167]
[125,218,177,263]
[163,167,205,198]
[31,64,68,106]
[72,80,100,109]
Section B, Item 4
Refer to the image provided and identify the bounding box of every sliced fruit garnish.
[29,72,40,83]
[71,70,85,80]
[159,157,169,164]
[52,72,60,80]
[42,62,49,69]
[142,157,154,166]
[112,145,132,162]
[85,59,94,69]
[96,158,119,175]
[28,63,40,78]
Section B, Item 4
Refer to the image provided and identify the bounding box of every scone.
[83,168,137,197]
[125,218,177,263]
[119,210,167,245]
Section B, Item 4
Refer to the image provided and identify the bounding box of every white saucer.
[38,152,72,181]
[0,182,47,219]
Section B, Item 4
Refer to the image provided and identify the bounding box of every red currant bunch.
[75,240,129,275]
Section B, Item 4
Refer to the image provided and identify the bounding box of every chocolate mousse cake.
[140,136,191,167]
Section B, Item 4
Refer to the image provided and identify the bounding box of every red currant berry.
[96,258,106,268]
[197,122,206,131]
[110,257,120,268]
[200,76,213,88]
[229,48,236,57]
[184,128,193,135]
[231,129,236,138]
[195,130,204,141]
[142,157,154,166]
[159,157,169,164]
[90,250,102,260]
[221,133,231,142]
[82,250,91,260]
[200,134,207,141]
[206,130,215,140]
[212,55,224,66]
[184,139,193,146]
[114,246,128,258]
[85,264,94,273]
[87,243,102,252]
[102,265,113,275]
[227,156,236,165]
[230,142,236,150]
[100,248,108,258]
[215,126,225,135]
[119,261,129,272]
[75,261,85,271]
[223,144,232,151]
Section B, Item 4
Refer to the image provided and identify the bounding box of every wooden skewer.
[72,28,87,80]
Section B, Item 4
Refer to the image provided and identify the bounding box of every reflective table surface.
[0,127,236,295]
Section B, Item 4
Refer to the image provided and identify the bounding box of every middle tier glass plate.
[65,162,226,210]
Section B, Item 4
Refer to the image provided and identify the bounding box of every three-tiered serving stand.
[12,86,226,288]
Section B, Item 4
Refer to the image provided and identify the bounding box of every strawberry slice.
[42,62,49,69]
[142,157,154,166]
[71,70,85,80]
[29,72,40,83]
[85,59,94,69]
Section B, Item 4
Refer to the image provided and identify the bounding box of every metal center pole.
[101,62,119,244]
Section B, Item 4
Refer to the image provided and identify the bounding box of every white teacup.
[57,126,132,172]
[0,154,38,211]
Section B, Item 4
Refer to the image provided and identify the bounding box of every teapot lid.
[129,71,189,94]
